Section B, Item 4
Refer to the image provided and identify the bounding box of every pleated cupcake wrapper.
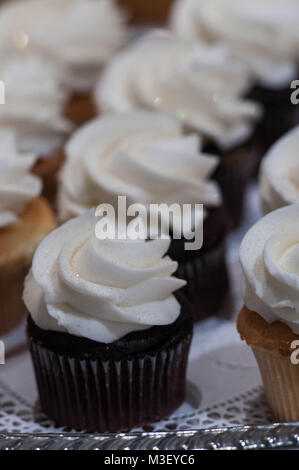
[248,86,297,161]
[213,144,255,229]
[28,330,192,433]
[175,240,229,321]
[252,346,299,423]
[0,267,28,336]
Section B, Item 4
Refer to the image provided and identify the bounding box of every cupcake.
[0,56,73,205]
[95,32,262,228]
[0,0,127,125]
[171,0,299,161]
[58,111,229,320]
[0,130,55,335]
[237,204,299,422]
[260,125,299,215]
[24,210,193,432]
[117,0,174,25]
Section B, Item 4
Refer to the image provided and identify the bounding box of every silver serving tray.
[1,423,299,450]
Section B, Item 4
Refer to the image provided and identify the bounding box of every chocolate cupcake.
[58,111,229,320]
[171,0,299,167]
[24,211,193,432]
[0,0,127,126]
[0,130,55,335]
[168,206,228,320]
[0,56,72,205]
[260,125,299,215]
[237,205,299,422]
[95,32,261,228]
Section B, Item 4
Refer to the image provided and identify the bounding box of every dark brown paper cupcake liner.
[205,140,256,229]
[172,240,229,321]
[168,207,230,321]
[247,85,298,173]
[27,309,193,432]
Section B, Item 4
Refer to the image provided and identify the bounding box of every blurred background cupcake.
[237,205,299,422]
[58,111,229,321]
[0,56,72,205]
[95,32,262,228]
[24,211,193,431]
[0,130,55,335]
[171,0,299,167]
[117,0,174,25]
[0,0,128,125]
[260,125,299,214]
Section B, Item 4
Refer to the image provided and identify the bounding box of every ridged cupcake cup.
[253,346,299,422]
[169,207,230,321]
[247,85,297,174]
[238,306,299,423]
[27,302,193,432]
[204,138,257,229]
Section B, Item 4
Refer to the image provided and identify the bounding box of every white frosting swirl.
[0,0,127,91]
[23,210,185,343]
[0,130,41,228]
[0,56,72,155]
[260,126,299,215]
[240,205,299,333]
[171,0,299,89]
[95,33,261,149]
[58,111,222,224]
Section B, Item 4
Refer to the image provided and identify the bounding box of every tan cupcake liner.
[252,346,299,422]
[0,267,28,335]
[0,197,56,335]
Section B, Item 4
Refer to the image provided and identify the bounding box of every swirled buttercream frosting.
[240,204,299,333]
[95,32,261,149]
[58,111,222,224]
[0,130,41,228]
[23,210,185,343]
[171,0,299,88]
[0,56,72,155]
[260,126,299,215]
[0,0,127,91]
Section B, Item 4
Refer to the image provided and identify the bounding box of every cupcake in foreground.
[0,56,73,204]
[0,0,127,125]
[260,125,299,215]
[58,111,229,320]
[0,131,55,335]
[237,205,299,422]
[95,32,262,228]
[171,0,299,158]
[24,210,193,432]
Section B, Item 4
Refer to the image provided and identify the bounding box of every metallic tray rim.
[1,423,299,450]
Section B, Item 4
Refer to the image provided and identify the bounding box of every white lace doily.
[0,184,274,434]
